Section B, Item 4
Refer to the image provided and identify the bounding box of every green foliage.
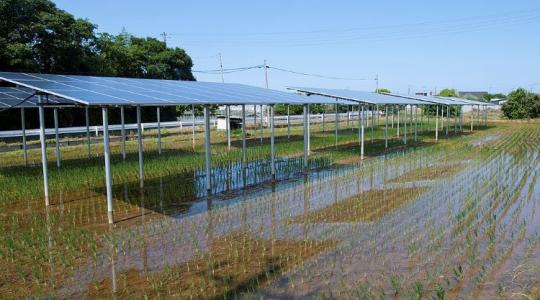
[0,0,99,73]
[416,88,461,117]
[273,104,352,115]
[483,93,506,102]
[175,104,218,116]
[95,30,194,80]
[0,0,196,129]
[501,88,540,119]
[375,88,391,94]
[422,105,460,117]
[274,104,302,115]
[438,89,458,97]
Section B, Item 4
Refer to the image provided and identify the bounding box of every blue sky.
[53,0,540,94]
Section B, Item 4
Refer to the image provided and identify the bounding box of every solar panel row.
[288,86,428,105]
[0,72,492,108]
[0,87,76,108]
[0,72,356,106]
[435,96,492,106]
[290,87,493,106]
[389,93,472,105]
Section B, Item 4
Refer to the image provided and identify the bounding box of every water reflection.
[59,128,540,298]
[100,156,334,220]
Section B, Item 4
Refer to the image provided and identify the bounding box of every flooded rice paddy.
[1,122,540,298]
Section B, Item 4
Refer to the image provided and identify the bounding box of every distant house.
[458,91,488,100]
[490,98,507,105]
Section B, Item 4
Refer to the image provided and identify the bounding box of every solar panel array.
[0,87,76,108]
[0,72,356,106]
[435,96,492,106]
[288,87,427,105]
[389,93,471,105]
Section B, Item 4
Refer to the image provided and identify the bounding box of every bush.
[501,88,540,119]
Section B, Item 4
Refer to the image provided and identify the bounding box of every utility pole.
[263,60,269,128]
[219,53,225,83]
[407,85,411,95]
[375,74,379,93]
[160,32,167,45]
[264,59,269,88]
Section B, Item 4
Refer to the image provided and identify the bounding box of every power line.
[193,63,376,81]
[166,8,540,37]
[166,10,540,47]
[192,65,263,74]
[268,66,375,81]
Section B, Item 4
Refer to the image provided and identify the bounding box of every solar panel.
[435,96,492,106]
[388,93,470,105]
[0,72,356,106]
[0,87,77,108]
[288,87,427,105]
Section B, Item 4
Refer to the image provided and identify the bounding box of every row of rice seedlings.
[244,123,536,296]
[93,122,536,298]
[0,120,532,296]
[0,114,468,208]
[390,125,532,296]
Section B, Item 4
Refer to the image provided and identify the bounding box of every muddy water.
[6,124,540,298]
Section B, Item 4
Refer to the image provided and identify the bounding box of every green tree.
[438,89,458,97]
[421,88,460,116]
[95,31,194,80]
[501,88,540,119]
[483,93,506,102]
[375,88,391,94]
[0,0,98,73]
[0,0,197,130]
[273,104,347,115]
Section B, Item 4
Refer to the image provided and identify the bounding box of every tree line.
[0,0,206,131]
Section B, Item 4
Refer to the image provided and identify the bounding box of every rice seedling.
[1,117,540,298]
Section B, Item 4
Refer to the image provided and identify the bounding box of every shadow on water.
[92,127,478,222]
[95,156,334,220]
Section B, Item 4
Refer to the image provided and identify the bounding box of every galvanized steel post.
[157,107,162,155]
[136,105,144,188]
[102,107,114,224]
[38,95,50,206]
[303,104,309,170]
[120,106,126,160]
[270,105,276,180]
[20,108,27,166]
[53,108,60,168]
[335,103,339,148]
[385,105,388,148]
[85,107,91,158]
[204,105,212,191]
[226,105,231,150]
[435,105,439,141]
[241,104,246,165]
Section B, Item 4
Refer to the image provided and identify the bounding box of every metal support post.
[120,106,126,160]
[241,104,246,165]
[136,106,144,188]
[385,105,388,149]
[204,105,212,191]
[157,107,162,155]
[270,105,276,180]
[86,107,91,158]
[21,108,28,165]
[38,95,50,206]
[102,107,114,224]
[53,108,60,168]
[226,105,231,150]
